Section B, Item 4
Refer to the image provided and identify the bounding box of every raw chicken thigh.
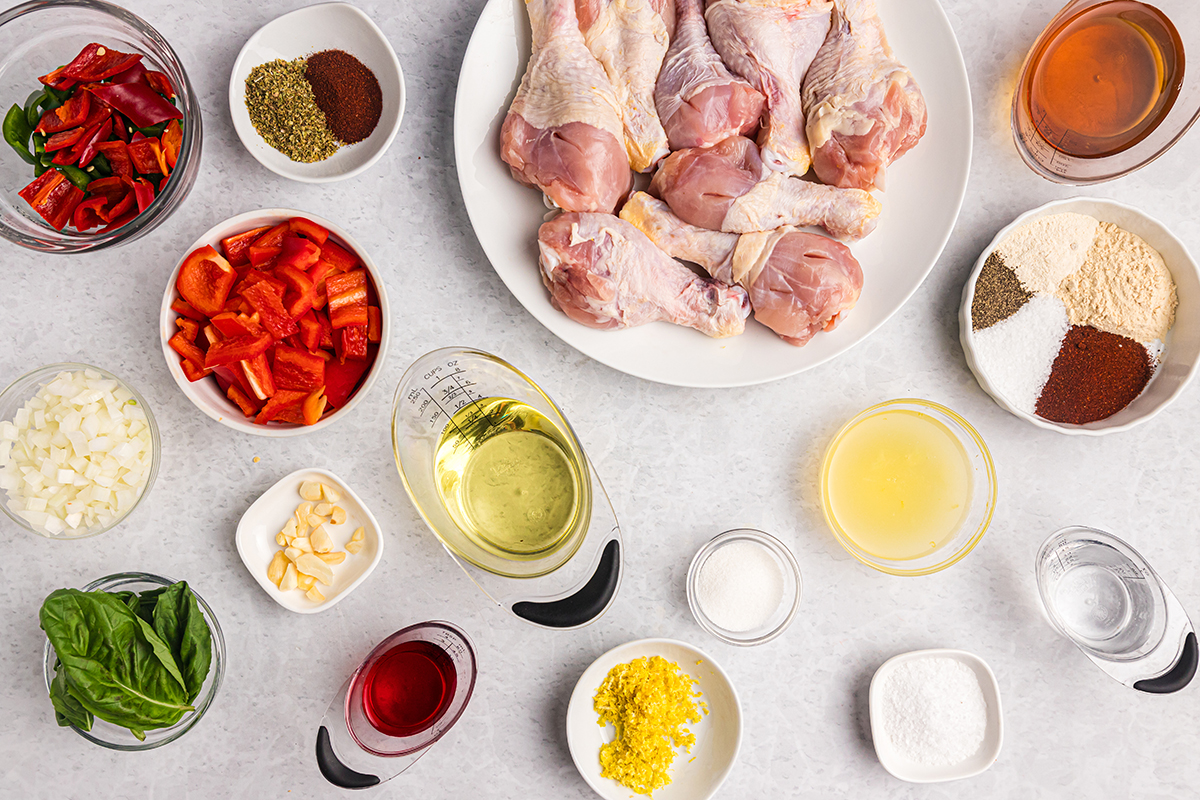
[538,212,751,337]
[621,192,863,344]
[704,0,834,176]
[802,0,927,190]
[501,0,632,212]
[575,0,673,172]
[650,136,881,239]
[654,0,765,151]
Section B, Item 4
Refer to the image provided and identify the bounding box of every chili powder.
[1035,325,1152,424]
[304,50,382,145]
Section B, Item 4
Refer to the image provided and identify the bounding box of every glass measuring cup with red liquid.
[316,621,478,789]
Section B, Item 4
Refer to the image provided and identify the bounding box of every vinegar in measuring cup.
[361,640,457,737]
[433,398,586,561]
[1020,1,1184,158]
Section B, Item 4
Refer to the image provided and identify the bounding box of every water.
[1054,564,1133,642]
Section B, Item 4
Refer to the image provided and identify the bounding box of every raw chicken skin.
[802,0,927,190]
[575,0,672,172]
[704,0,834,176]
[655,0,766,150]
[621,192,863,344]
[651,136,881,239]
[538,212,750,337]
[501,0,632,212]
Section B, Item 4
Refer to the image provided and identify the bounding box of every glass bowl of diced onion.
[0,363,160,538]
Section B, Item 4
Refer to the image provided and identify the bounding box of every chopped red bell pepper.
[65,116,113,166]
[226,384,262,417]
[34,92,90,134]
[144,70,176,100]
[62,43,143,82]
[324,356,371,408]
[235,270,287,299]
[18,170,84,230]
[161,119,182,170]
[319,239,359,272]
[78,100,113,131]
[94,140,133,180]
[273,346,326,391]
[175,316,201,343]
[298,311,323,351]
[248,244,282,268]
[241,353,277,401]
[111,115,130,142]
[210,311,265,339]
[177,244,237,317]
[203,331,272,369]
[131,177,155,212]
[367,306,382,343]
[314,308,335,349]
[219,225,271,266]
[38,65,76,92]
[253,222,290,249]
[44,127,86,152]
[276,234,321,272]
[98,208,138,234]
[275,263,317,319]
[201,324,222,347]
[127,136,163,174]
[288,217,330,245]
[273,404,308,425]
[326,270,369,329]
[336,325,370,362]
[170,297,205,321]
[86,82,182,127]
[240,280,299,339]
[110,60,148,86]
[100,190,134,222]
[72,195,109,231]
[179,359,212,382]
[169,330,207,369]
[302,388,328,425]
[255,389,308,424]
[306,259,338,309]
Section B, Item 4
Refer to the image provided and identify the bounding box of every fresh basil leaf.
[151,582,212,703]
[49,659,93,731]
[40,589,193,736]
[134,586,166,626]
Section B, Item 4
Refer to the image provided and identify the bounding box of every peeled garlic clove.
[321,484,341,503]
[284,546,303,562]
[305,586,325,603]
[283,517,298,537]
[267,551,287,586]
[331,506,347,525]
[295,553,334,585]
[299,481,322,501]
[292,536,313,553]
[297,573,316,591]
[311,525,333,553]
[314,502,333,517]
[280,563,298,592]
[345,540,363,555]
[317,550,346,564]
[351,527,365,542]
[275,532,288,547]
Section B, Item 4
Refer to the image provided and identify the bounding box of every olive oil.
[1023,1,1184,158]
[824,409,972,561]
[434,397,588,561]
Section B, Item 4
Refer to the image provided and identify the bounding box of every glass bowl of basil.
[40,572,226,750]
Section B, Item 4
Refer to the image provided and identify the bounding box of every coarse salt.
[696,540,784,632]
[879,657,987,766]
[972,294,1068,414]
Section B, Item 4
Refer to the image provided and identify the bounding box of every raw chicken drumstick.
[538,212,750,337]
[802,0,927,190]
[650,136,881,239]
[620,192,862,345]
[575,0,674,172]
[704,0,834,177]
[501,0,632,212]
[654,0,765,150]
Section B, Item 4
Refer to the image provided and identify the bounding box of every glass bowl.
[1011,0,1200,184]
[0,362,161,538]
[41,572,226,750]
[819,399,997,577]
[686,529,802,646]
[0,0,202,252]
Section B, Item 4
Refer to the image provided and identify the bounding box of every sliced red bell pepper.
[314,308,335,349]
[275,263,317,319]
[319,239,359,272]
[98,208,138,234]
[170,297,205,321]
[210,311,265,339]
[111,60,148,86]
[272,346,326,392]
[326,270,369,329]
[131,177,155,213]
[226,384,262,417]
[86,82,182,128]
[248,244,282,268]
[302,388,328,425]
[298,310,323,351]
[62,43,143,81]
[273,404,308,425]
[44,127,86,152]
[255,389,308,424]
[85,175,125,198]
[253,222,290,249]
[201,324,222,347]
[177,244,236,317]
[38,65,76,92]
[99,190,134,222]
[94,140,133,180]
[65,116,112,167]
[220,225,271,266]
[175,316,201,343]
[288,217,330,245]
[335,325,370,362]
[34,92,90,134]
[367,306,382,343]
[111,115,130,142]
[18,170,83,230]
[241,280,299,339]
[127,136,163,174]
[78,100,113,130]
[144,70,176,100]
[161,119,182,170]
[306,259,338,309]
[179,359,212,383]
[276,234,321,272]
[169,330,207,369]
[235,270,287,299]
[72,195,109,231]
[241,353,277,401]
[324,356,371,408]
[203,331,272,369]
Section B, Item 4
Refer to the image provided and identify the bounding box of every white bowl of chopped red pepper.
[159,209,390,437]
[227,3,404,183]
[960,197,1200,435]
[0,0,201,252]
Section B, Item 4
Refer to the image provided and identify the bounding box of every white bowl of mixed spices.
[960,198,1200,435]
[228,2,405,183]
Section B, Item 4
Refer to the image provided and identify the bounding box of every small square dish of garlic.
[236,468,383,614]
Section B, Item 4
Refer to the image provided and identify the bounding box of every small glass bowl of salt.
[686,529,801,646]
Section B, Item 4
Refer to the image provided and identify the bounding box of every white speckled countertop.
[3,1,1200,797]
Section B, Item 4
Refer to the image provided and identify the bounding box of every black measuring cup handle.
[316,726,380,789]
[1134,632,1198,694]
[512,539,620,628]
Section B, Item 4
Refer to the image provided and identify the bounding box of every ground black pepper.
[972,252,1031,331]
[1035,325,1152,424]
[304,50,382,144]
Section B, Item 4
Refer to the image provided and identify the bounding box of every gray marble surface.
[2,0,1199,798]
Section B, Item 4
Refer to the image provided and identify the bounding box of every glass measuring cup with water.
[392,347,622,629]
[1036,526,1196,692]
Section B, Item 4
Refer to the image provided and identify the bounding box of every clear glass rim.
[686,528,803,647]
[819,398,998,577]
[41,571,227,750]
[0,362,161,539]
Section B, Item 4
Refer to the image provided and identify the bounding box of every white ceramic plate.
[159,208,391,438]
[869,648,1003,783]
[453,0,972,387]
[229,2,405,183]
[235,468,383,614]
[565,638,741,800]
[959,198,1200,436]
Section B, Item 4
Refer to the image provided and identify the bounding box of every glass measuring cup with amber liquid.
[1012,1,1194,183]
